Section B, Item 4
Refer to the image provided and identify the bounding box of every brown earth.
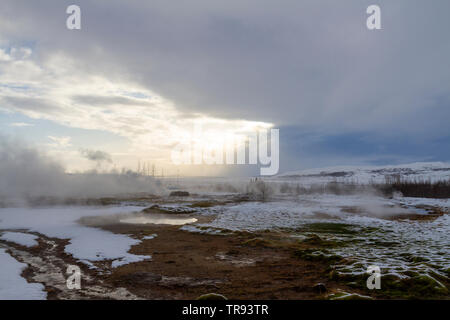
[2,221,361,300]
[98,222,357,300]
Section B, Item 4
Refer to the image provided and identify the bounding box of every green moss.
[399,253,431,263]
[193,226,232,235]
[99,197,119,205]
[300,234,346,248]
[328,269,363,282]
[294,249,342,264]
[329,271,449,299]
[196,293,228,300]
[189,201,216,208]
[372,241,400,247]
[377,274,449,299]
[242,238,278,248]
[300,223,358,235]
[142,205,196,214]
[444,268,450,279]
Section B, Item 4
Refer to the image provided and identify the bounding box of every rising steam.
[0,136,161,204]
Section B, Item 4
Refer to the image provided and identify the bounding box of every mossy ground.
[240,222,449,299]
[189,201,224,208]
[329,271,449,299]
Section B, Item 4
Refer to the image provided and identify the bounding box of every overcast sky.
[0,0,449,175]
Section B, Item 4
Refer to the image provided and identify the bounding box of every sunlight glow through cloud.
[0,46,273,174]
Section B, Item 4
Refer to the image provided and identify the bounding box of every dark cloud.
[80,148,112,163]
[0,96,61,113]
[1,1,449,132]
[1,0,449,168]
[71,95,151,107]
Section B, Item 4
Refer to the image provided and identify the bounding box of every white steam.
[0,136,161,203]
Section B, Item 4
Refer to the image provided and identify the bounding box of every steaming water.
[120,215,197,226]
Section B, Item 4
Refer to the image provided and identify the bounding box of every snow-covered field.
[182,194,449,281]
[0,194,448,299]
[0,162,448,299]
[274,162,450,184]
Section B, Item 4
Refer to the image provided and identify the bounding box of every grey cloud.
[72,95,152,107]
[80,148,112,163]
[1,0,449,138]
[1,96,61,113]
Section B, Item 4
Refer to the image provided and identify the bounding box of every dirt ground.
[98,221,355,300]
[1,195,448,300]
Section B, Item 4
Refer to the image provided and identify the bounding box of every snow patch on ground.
[332,213,450,278]
[0,206,151,268]
[142,234,157,240]
[399,197,450,210]
[0,248,47,300]
[0,232,39,247]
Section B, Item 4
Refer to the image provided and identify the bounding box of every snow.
[275,162,450,184]
[0,232,39,247]
[0,248,47,300]
[399,197,450,210]
[332,213,450,278]
[183,194,416,232]
[0,163,448,298]
[184,194,450,279]
[0,206,151,268]
[142,234,157,240]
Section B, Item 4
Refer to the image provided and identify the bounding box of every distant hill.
[274,162,450,184]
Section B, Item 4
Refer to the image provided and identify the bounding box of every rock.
[169,191,190,197]
[313,283,327,294]
[303,234,323,244]
[196,293,228,300]
[142,203,196,214]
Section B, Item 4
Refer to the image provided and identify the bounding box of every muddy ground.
[0,219,364,300]
[101,222,358,300]
[2,201,447,300]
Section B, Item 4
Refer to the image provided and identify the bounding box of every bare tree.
[247,179,273,201]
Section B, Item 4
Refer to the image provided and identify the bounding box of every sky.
[0,0,449,176]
